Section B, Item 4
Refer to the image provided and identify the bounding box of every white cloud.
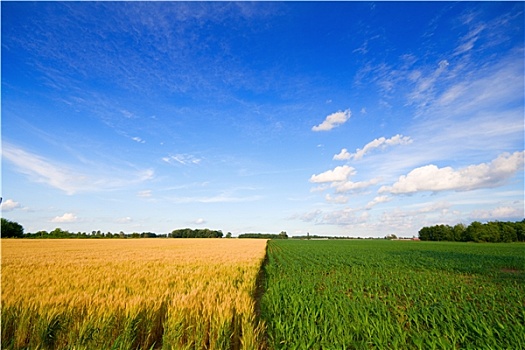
[365,195,392,209]
[132,136,145,144]
[325,194,349,204]
[454,24,485,56]
[309,165,355,183]
[333,148,351,161]
[3,144,88,195]
[333,178,380,193]
[310,184,330,193]
[380,151,524,194]
[349,134,412,160]
[406,60,450,110]
[2,143,154,195]
[194,218,206,224]
[470,205,524,220]
[162,154,202,165]
[312,109,351,132]
[51,213,78,223]
[1,199,21,212]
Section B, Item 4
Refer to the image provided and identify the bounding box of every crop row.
[260,240,525,349]
[1,239,267,350]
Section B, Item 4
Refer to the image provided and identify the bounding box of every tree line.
[418,220,525,242]
[169,228,224,238]
[238,231,288,239]
[0,219,227,239]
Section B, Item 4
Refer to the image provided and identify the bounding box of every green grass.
[261,240,525,349]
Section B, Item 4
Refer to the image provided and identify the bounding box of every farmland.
[2,238,524,349]
[1,239,267,349]
[261,240,525,349]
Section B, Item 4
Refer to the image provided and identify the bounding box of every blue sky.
[2,2,524,237]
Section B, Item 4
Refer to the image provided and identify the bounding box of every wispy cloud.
[162,154,202,165]
[2,143,154,195]
[138,190,152,198]
[131,136,145,144]
[312,109,351,132]
[453,24,485,56]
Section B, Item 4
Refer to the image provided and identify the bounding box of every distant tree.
[170,228,223,238]
[516,220,525,242]
[1,218,24,238]
[35,230,49,238]
[226,232,232,238]
[239,232,288,239]
[465,221,483,242]
[418,226,432,241]
[498,222,517,243]
[453,223,466,242]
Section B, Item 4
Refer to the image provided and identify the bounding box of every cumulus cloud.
[312,109,351,132]
[310,165,355,183]
[51,213,78,223]
[310,164,380,199]
[380,151,525,194]
[194,218,206,224]
[333,148,351,161]
[341,134,412,161]
[1,199,21,212]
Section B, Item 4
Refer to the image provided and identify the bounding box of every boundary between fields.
[252,240,270,349]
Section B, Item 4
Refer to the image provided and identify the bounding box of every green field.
[260,240,525,349]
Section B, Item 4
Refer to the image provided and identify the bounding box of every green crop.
[261,240,525,349]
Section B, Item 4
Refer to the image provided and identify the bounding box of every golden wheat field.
[1,239,268,350]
